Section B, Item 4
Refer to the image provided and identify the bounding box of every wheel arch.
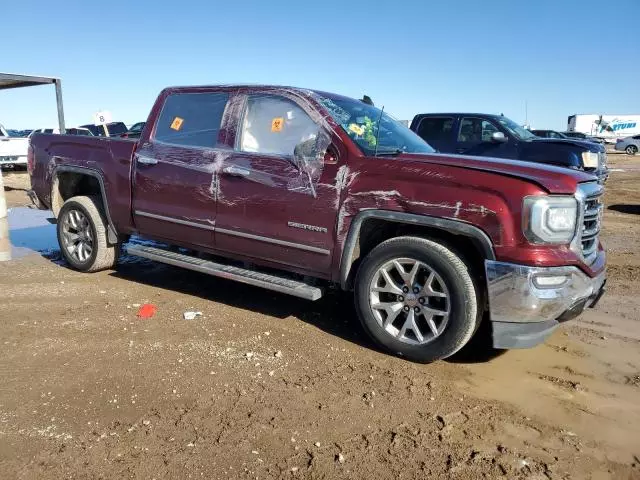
[339,210,495,290]
[51,166,119,244]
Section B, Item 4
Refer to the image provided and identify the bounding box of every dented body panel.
[29,84,604,286]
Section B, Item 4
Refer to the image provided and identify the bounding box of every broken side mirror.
[293,137,317,171]
[292,131,332,197]
[293,130,332,171]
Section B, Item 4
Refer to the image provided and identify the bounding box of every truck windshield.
[496,116,536,141]
[315,94,435,156]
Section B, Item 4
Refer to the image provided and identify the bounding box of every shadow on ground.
[110,253,502,364]
[110,258,376,353]
[446,319,508,364]
[608,204,640,215]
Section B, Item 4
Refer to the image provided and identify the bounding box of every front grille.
[580,186,603,263]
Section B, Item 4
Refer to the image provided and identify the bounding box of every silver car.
[615,135,640,155]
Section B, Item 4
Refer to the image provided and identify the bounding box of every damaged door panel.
[132,91,230,248]
[214,92,338,275]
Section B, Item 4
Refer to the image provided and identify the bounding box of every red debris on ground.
[137,303,157,319]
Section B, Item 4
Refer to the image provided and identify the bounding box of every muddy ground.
[1,157,639,479]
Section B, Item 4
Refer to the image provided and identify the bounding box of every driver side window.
[239,95,320,156]
[458,117,499,144]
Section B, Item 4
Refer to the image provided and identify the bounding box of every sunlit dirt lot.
[1,155,639,479]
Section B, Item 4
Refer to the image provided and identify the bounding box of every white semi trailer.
[568,114,640,143]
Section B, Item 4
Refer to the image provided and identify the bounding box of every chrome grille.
[580,186,603,263]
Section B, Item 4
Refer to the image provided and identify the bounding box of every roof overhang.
[0,73,65,131]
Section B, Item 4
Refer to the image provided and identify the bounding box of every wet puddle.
[1,206,165,264]
[5,207,58,259]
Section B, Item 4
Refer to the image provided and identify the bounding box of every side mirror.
[293,132,332,198]
[293,131,332,170]
[293,137,317,170]
[491,131,507,143]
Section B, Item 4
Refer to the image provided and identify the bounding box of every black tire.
[56,195,120,272]
[626,145,638,155]
[354,236,480,363]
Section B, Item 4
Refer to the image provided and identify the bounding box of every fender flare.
[339,209,495,289]
[51,165,119,244]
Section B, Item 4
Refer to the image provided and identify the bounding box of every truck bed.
[29,133,137,233]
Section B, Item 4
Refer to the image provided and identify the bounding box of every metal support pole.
[55,79,66,134]
[0,169,11,261]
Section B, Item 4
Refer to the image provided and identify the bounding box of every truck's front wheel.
[355,236,480,363]
[57,196,120,272]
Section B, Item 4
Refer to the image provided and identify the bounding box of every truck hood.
[529,137,604,153]
[398,152,596,194]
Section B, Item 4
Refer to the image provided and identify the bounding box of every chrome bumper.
[485,260,606,348]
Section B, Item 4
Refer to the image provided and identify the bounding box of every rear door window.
[416,117,454,144]
[155,92,230,148]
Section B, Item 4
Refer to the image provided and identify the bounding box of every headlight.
[523,196,578,244]
[581,151,599,168]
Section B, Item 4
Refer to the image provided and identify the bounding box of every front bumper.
[0,155,27,166]
[485,260,606,349]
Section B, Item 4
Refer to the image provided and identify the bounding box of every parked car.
[411,114,608,183]
[79,122,128,137]
[120,122,146,139]
[0,123,29,168]
[30,127,94,136]
[531,129,567,139]
[614,135,640,155]
[532,129,604,146]
[28,85,606,363]
[561,131,605,144]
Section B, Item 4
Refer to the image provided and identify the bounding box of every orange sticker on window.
[271,117,284,132]
[170,117,184,131]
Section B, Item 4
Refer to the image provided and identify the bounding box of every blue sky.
[1,0,639,130]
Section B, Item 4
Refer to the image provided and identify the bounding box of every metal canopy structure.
[0,73,65,132]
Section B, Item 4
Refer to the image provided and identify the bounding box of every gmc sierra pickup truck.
[411,113,608,183]
[28,85,606,362]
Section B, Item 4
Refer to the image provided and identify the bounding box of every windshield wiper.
[375,148,404,156]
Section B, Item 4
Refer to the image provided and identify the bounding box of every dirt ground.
[1,157,639,480]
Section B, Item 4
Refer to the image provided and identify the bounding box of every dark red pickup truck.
[28,85,606,362]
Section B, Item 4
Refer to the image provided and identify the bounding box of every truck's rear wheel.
[57,196,120,272]
[355,236,480,363]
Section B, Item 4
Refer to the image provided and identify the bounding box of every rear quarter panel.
[30,134,137,233]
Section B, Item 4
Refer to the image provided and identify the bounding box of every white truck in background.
[0,124,29,168]
[568,114,640,143]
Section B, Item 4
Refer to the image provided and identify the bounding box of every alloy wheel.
[369,258,450,345]
[60,209,94,263]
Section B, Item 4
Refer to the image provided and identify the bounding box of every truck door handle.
[456,148,466,154]
[222,165,250,177]
[136,155,158,165]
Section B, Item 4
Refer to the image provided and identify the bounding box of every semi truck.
[568,114,640,143]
